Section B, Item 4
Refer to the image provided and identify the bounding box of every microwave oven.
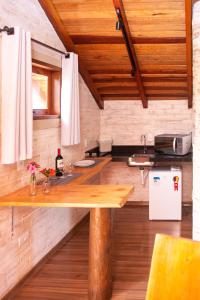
[154,133,192,156]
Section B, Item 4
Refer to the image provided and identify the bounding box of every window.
[32,67,51,114]
[32,62,61,119]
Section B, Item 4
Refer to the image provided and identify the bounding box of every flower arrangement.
[40,168,55,194]
[26,161,55,195]
[27,161,40,196]
[27,161,40,174]
[40,168,55,178]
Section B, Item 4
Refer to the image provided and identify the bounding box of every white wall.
[100,100,193,145]
[192,1,200,240]
[0,0,100,297]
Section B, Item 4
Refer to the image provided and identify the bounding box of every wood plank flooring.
[12,206,192,300]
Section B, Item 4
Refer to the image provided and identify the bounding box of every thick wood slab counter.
[0,157,133,300]
[0,185,133,208]
[0,157,133,208]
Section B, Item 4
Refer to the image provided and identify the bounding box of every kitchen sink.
[128,154,155,167]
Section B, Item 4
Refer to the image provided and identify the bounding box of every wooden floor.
[12,206,192,300]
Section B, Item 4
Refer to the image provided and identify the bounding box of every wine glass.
[65,161,74,176]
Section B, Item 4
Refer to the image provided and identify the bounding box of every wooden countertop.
[0,158,133,208]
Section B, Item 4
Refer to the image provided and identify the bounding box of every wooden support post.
[88,208,112,300]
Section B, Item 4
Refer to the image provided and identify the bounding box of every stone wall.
[192,1,200,240]
[0,0,100,297]
[100,100,193,145]
[100,162,192,203]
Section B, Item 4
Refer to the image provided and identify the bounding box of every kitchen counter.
[0,157,133,208]
[110,145,192,163]
[0,184,132,208]
[0,157,133,300]
[149,153,192,162]
[111,153,192,163]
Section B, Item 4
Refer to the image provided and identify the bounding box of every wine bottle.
[55,148,64,176]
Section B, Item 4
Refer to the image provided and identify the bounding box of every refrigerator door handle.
[173,138,177,153]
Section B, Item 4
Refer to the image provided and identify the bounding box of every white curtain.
[61,53,80,146]
[1,26,32,164]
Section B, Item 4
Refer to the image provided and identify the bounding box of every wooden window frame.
[32,60,61,120]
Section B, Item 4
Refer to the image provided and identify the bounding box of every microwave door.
[173,137,177,154]
[156,137,176,155]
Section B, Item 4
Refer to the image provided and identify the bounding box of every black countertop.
[111,154,192,163]
[149,153,192,162]
[86,145,192,163]
[111,146,192,163]
[112,153,192,162]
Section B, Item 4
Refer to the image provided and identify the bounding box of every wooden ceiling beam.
[102,93,188,98]
[103,96,188,100]
[143,76,187,82]
[113,0,148,108]
[89,69,187,75]
[90,69,131,74]
[72,35,186,45]
[38,0,104,109]
[185,0,193,108]
[142,70,187,75]
[98,87,188,93]
[94,77,187,83]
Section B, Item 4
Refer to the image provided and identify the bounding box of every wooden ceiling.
[38,0,192,109]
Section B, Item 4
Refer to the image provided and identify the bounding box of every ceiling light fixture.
[116,20,121,31]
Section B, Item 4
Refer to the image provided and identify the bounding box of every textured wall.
[0,0,100,297]
[100,100,193,145]
[192,1,200,240]
[100,162,192,203]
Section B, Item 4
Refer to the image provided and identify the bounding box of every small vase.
[30,173,37,196]
[43,177,50,194]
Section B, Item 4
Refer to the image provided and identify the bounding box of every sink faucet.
[141,134,147,154]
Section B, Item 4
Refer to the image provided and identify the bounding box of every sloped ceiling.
[38,0,192,109]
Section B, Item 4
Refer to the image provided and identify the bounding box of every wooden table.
[0,158,133,300]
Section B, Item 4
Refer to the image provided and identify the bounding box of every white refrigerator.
[149,167,182,220]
